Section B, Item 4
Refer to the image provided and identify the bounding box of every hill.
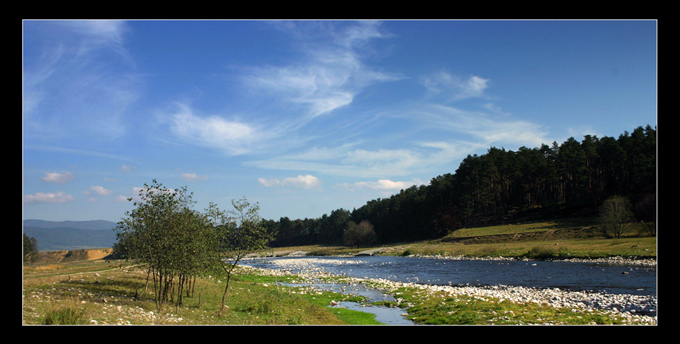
[23,220,118,251]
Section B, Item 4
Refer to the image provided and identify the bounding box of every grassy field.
[23,218,656,325]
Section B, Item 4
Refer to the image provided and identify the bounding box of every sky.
[22,19,657,223]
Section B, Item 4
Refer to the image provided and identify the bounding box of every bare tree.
[599,195,633,239]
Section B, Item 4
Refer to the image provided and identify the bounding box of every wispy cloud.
[421,71,490,101]
[240,21,400,124]
[246,101,551,179]
[23,20,141,141]
[405,103,550,148]
[258,175,322,190]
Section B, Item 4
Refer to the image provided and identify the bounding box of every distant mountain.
[23,219,116,230]
[23,220,118,251]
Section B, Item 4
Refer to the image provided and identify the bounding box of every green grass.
[382,285,631,325]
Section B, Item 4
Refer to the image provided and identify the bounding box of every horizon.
[23,20,657,223]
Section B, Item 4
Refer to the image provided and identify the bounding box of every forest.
[265,125,656,247]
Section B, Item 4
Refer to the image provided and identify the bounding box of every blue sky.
[22,20,657,222]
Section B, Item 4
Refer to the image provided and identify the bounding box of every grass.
[405,293,627,325]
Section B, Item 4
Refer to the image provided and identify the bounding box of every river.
[245,255,656,295]
[242,255,657,325]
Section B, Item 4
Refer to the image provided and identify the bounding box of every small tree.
[207,198,274,316]
[343,220,377,247]
[599,195,633,239]
[23,234,39,264]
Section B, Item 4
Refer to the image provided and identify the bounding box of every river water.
[243,255,656,325]
[245,255,656,295]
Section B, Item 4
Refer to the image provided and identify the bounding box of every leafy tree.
[113,180,210,310]
[599,195,634,239]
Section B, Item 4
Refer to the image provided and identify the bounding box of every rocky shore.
[242,256,657,325]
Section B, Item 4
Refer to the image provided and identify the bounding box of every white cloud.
[23,191,75,204]
[41,171,74,183]
[258,175,321,190]
[89,185,113,195]
[350,178,426,191]
[181,173,208,181]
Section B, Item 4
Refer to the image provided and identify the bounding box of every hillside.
[23,220,118,251]
[27,248,113,264]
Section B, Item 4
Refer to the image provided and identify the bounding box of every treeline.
[267,125,656,247]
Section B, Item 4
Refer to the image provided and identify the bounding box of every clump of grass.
[42,297,90,325]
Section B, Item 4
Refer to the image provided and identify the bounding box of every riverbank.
[242,256,657,325]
